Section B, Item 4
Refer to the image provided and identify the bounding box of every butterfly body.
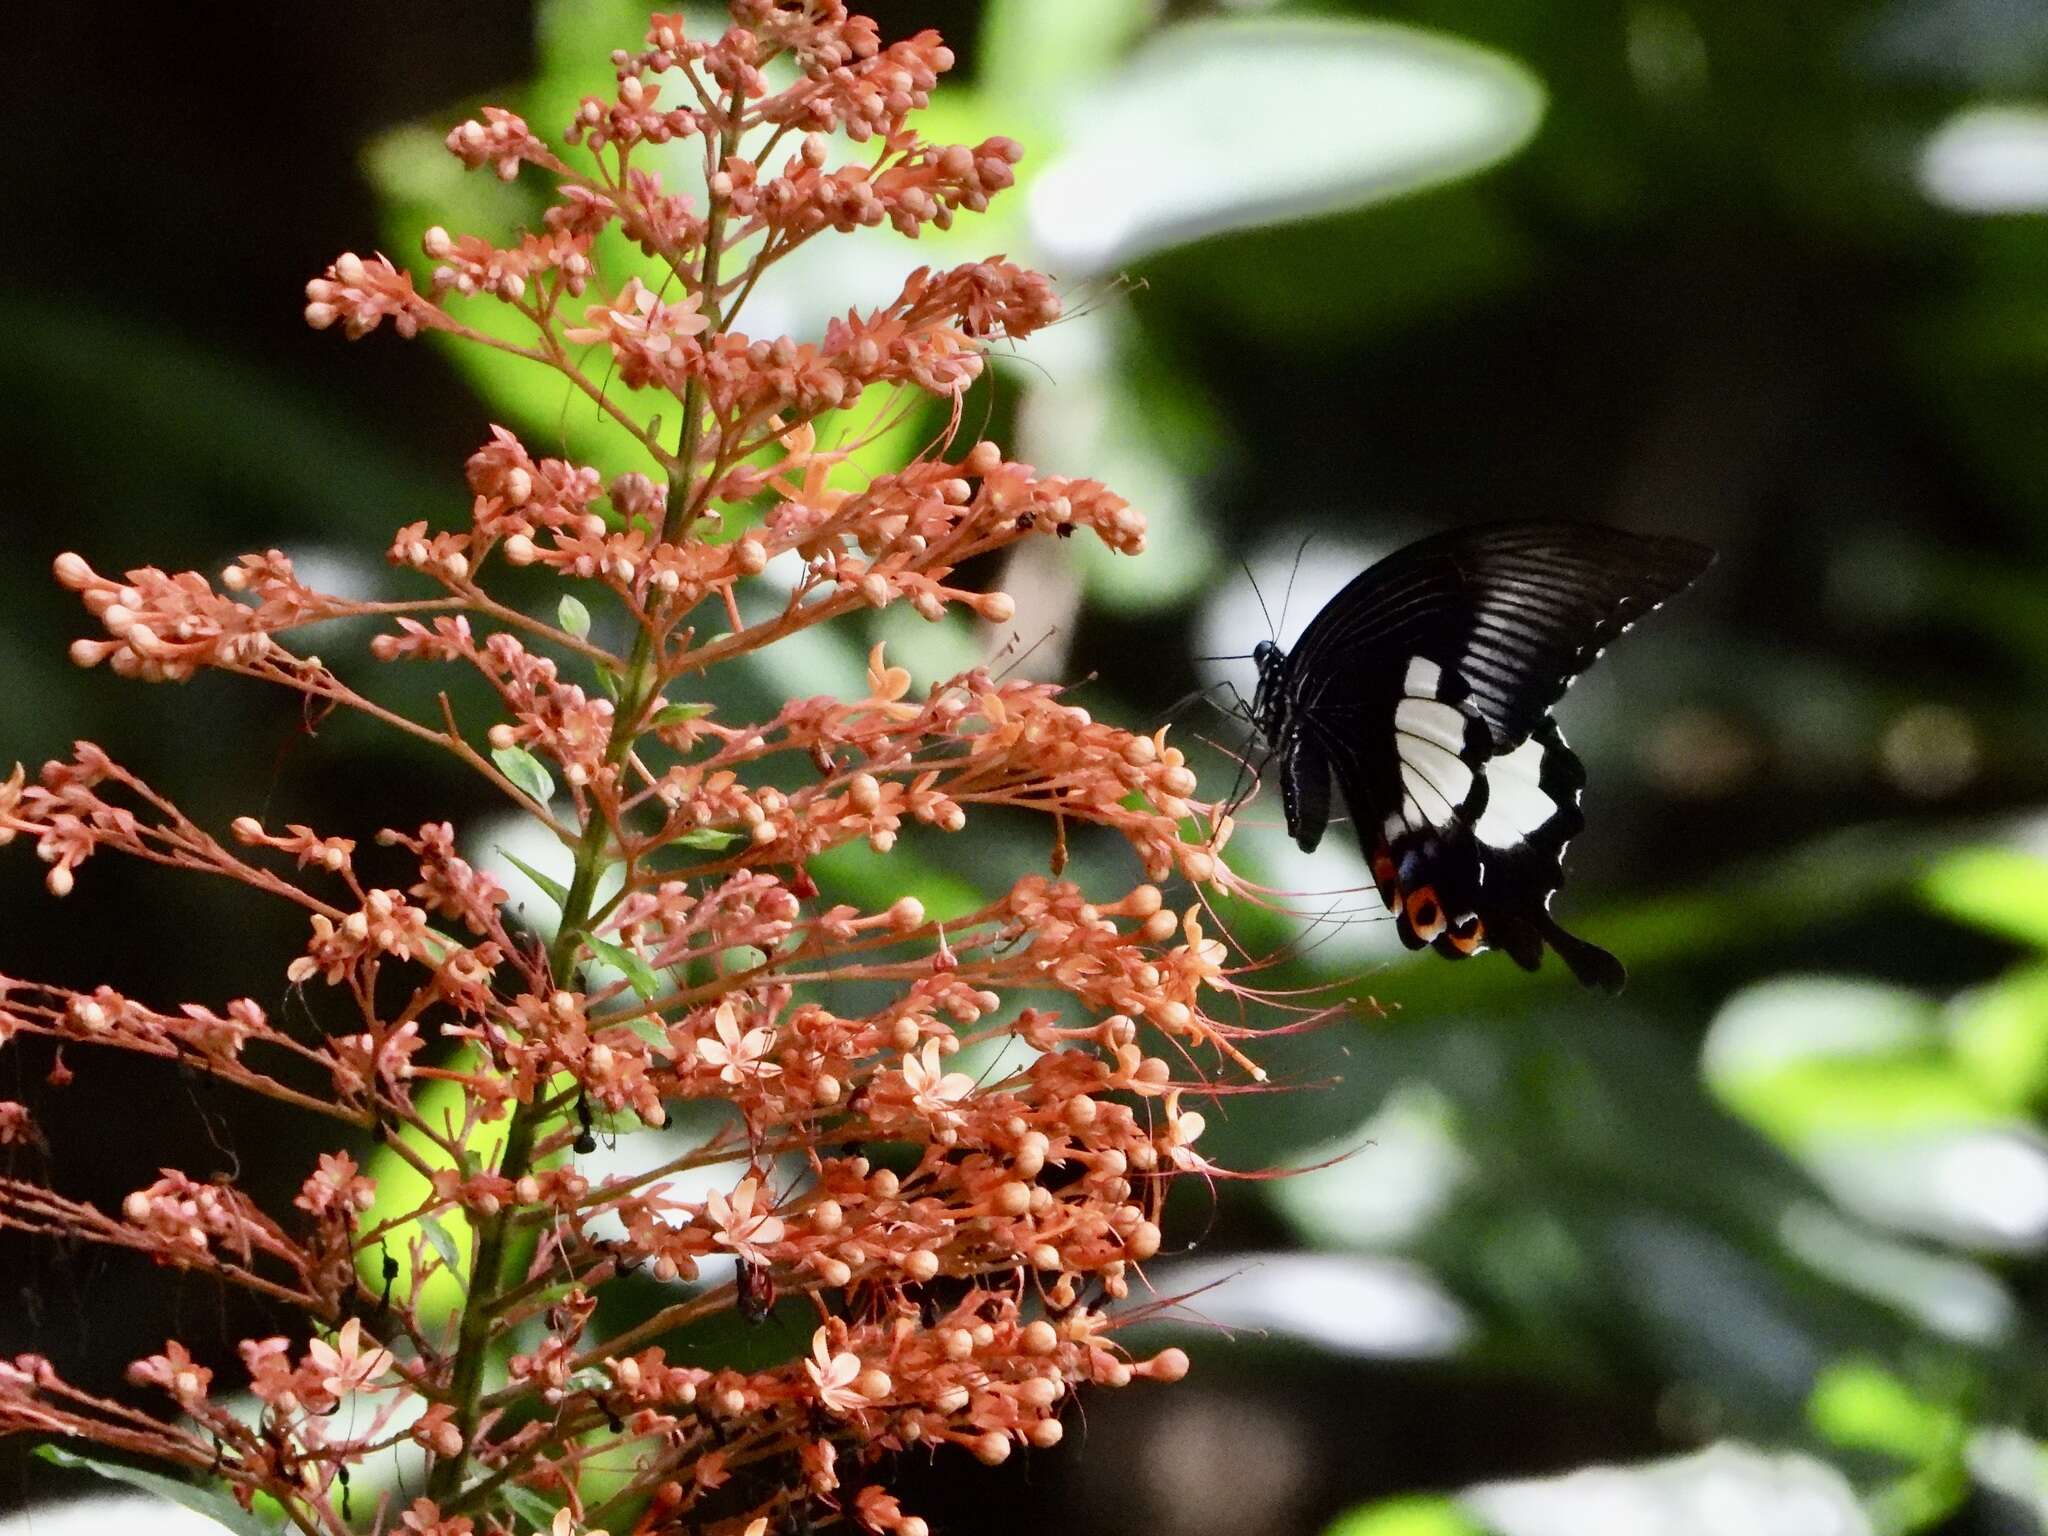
[1250,521,1713,991]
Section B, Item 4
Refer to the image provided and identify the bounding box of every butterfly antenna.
[992,625,1060,683]
[1276,532,1314,641]
[1145,686,1212,731]
[1241,556,1277,642]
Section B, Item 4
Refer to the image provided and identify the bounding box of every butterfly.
[1246,520,1713,992]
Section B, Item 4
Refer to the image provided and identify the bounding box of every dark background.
[8,2,2048,1533]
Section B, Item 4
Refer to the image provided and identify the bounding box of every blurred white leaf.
[1805,1125,2048,1252]
[1703,976,1935,1085]
[0,1496,246,1536]
[1966,1427,2048,1524]
[1268,1085,1469,1248]
[1464,1443,1873,1536]
[1029,18,1544,271]
[1918,102,2048,212]
[1704,976,2048,1251]
[1161,1250,1469,1358]
[1777,1200,2015,1342]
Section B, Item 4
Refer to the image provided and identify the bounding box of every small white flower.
[901,1038,974,1118]
[1163,1089,1209,1172]
[696,1000,781,1084]
[804,1327,865,1415]
[306,1317,394,1398]
[704,1175,787,1264]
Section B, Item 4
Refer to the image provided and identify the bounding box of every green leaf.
[1704,978,2005,1142]
[491,745,558,806]
[35,1445,285,1536]
[499,1483,561,1533]
[1809,1359,1965,1464]
[653,701,714,727]
[417,1215,468,1289]
[586,934,662,1001]
[808,840,982,923]
[617,1015,672,1052]
[495,846,570,910]
[1951,962,2048,1111]
[1717,1056,2003,1143]
[365,112,656,472]
[1325,1495,1487,1536]
[1923,847,2048,949]
[557,593,592,639]
[675,827,743,850]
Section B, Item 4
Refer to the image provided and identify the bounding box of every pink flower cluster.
[0,8,1286,1536]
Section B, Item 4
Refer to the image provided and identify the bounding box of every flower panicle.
[0,5,1277,1534]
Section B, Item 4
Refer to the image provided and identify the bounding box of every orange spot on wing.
[1444,916,1485,956]
[1371,843,1400,911]
[1404,885,1446,942]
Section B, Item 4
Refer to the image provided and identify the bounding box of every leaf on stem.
[586,935,663,1001]
[491,746,558,806]
[558,594,592,639]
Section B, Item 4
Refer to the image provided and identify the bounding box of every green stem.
[425,87,748,1507]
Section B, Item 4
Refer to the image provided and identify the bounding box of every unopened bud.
[849,772,881,812]
[1144,1347,1190,1382]
[856,1368,893,1401]
[1018,1375,1061,1409]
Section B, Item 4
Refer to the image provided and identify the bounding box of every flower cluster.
[0,9,1269,1536]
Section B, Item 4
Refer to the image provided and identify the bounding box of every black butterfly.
[1247,520,1713,992]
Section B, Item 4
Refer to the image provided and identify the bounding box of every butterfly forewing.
[1286,522,1714,748]
[1262,520,1712,991]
